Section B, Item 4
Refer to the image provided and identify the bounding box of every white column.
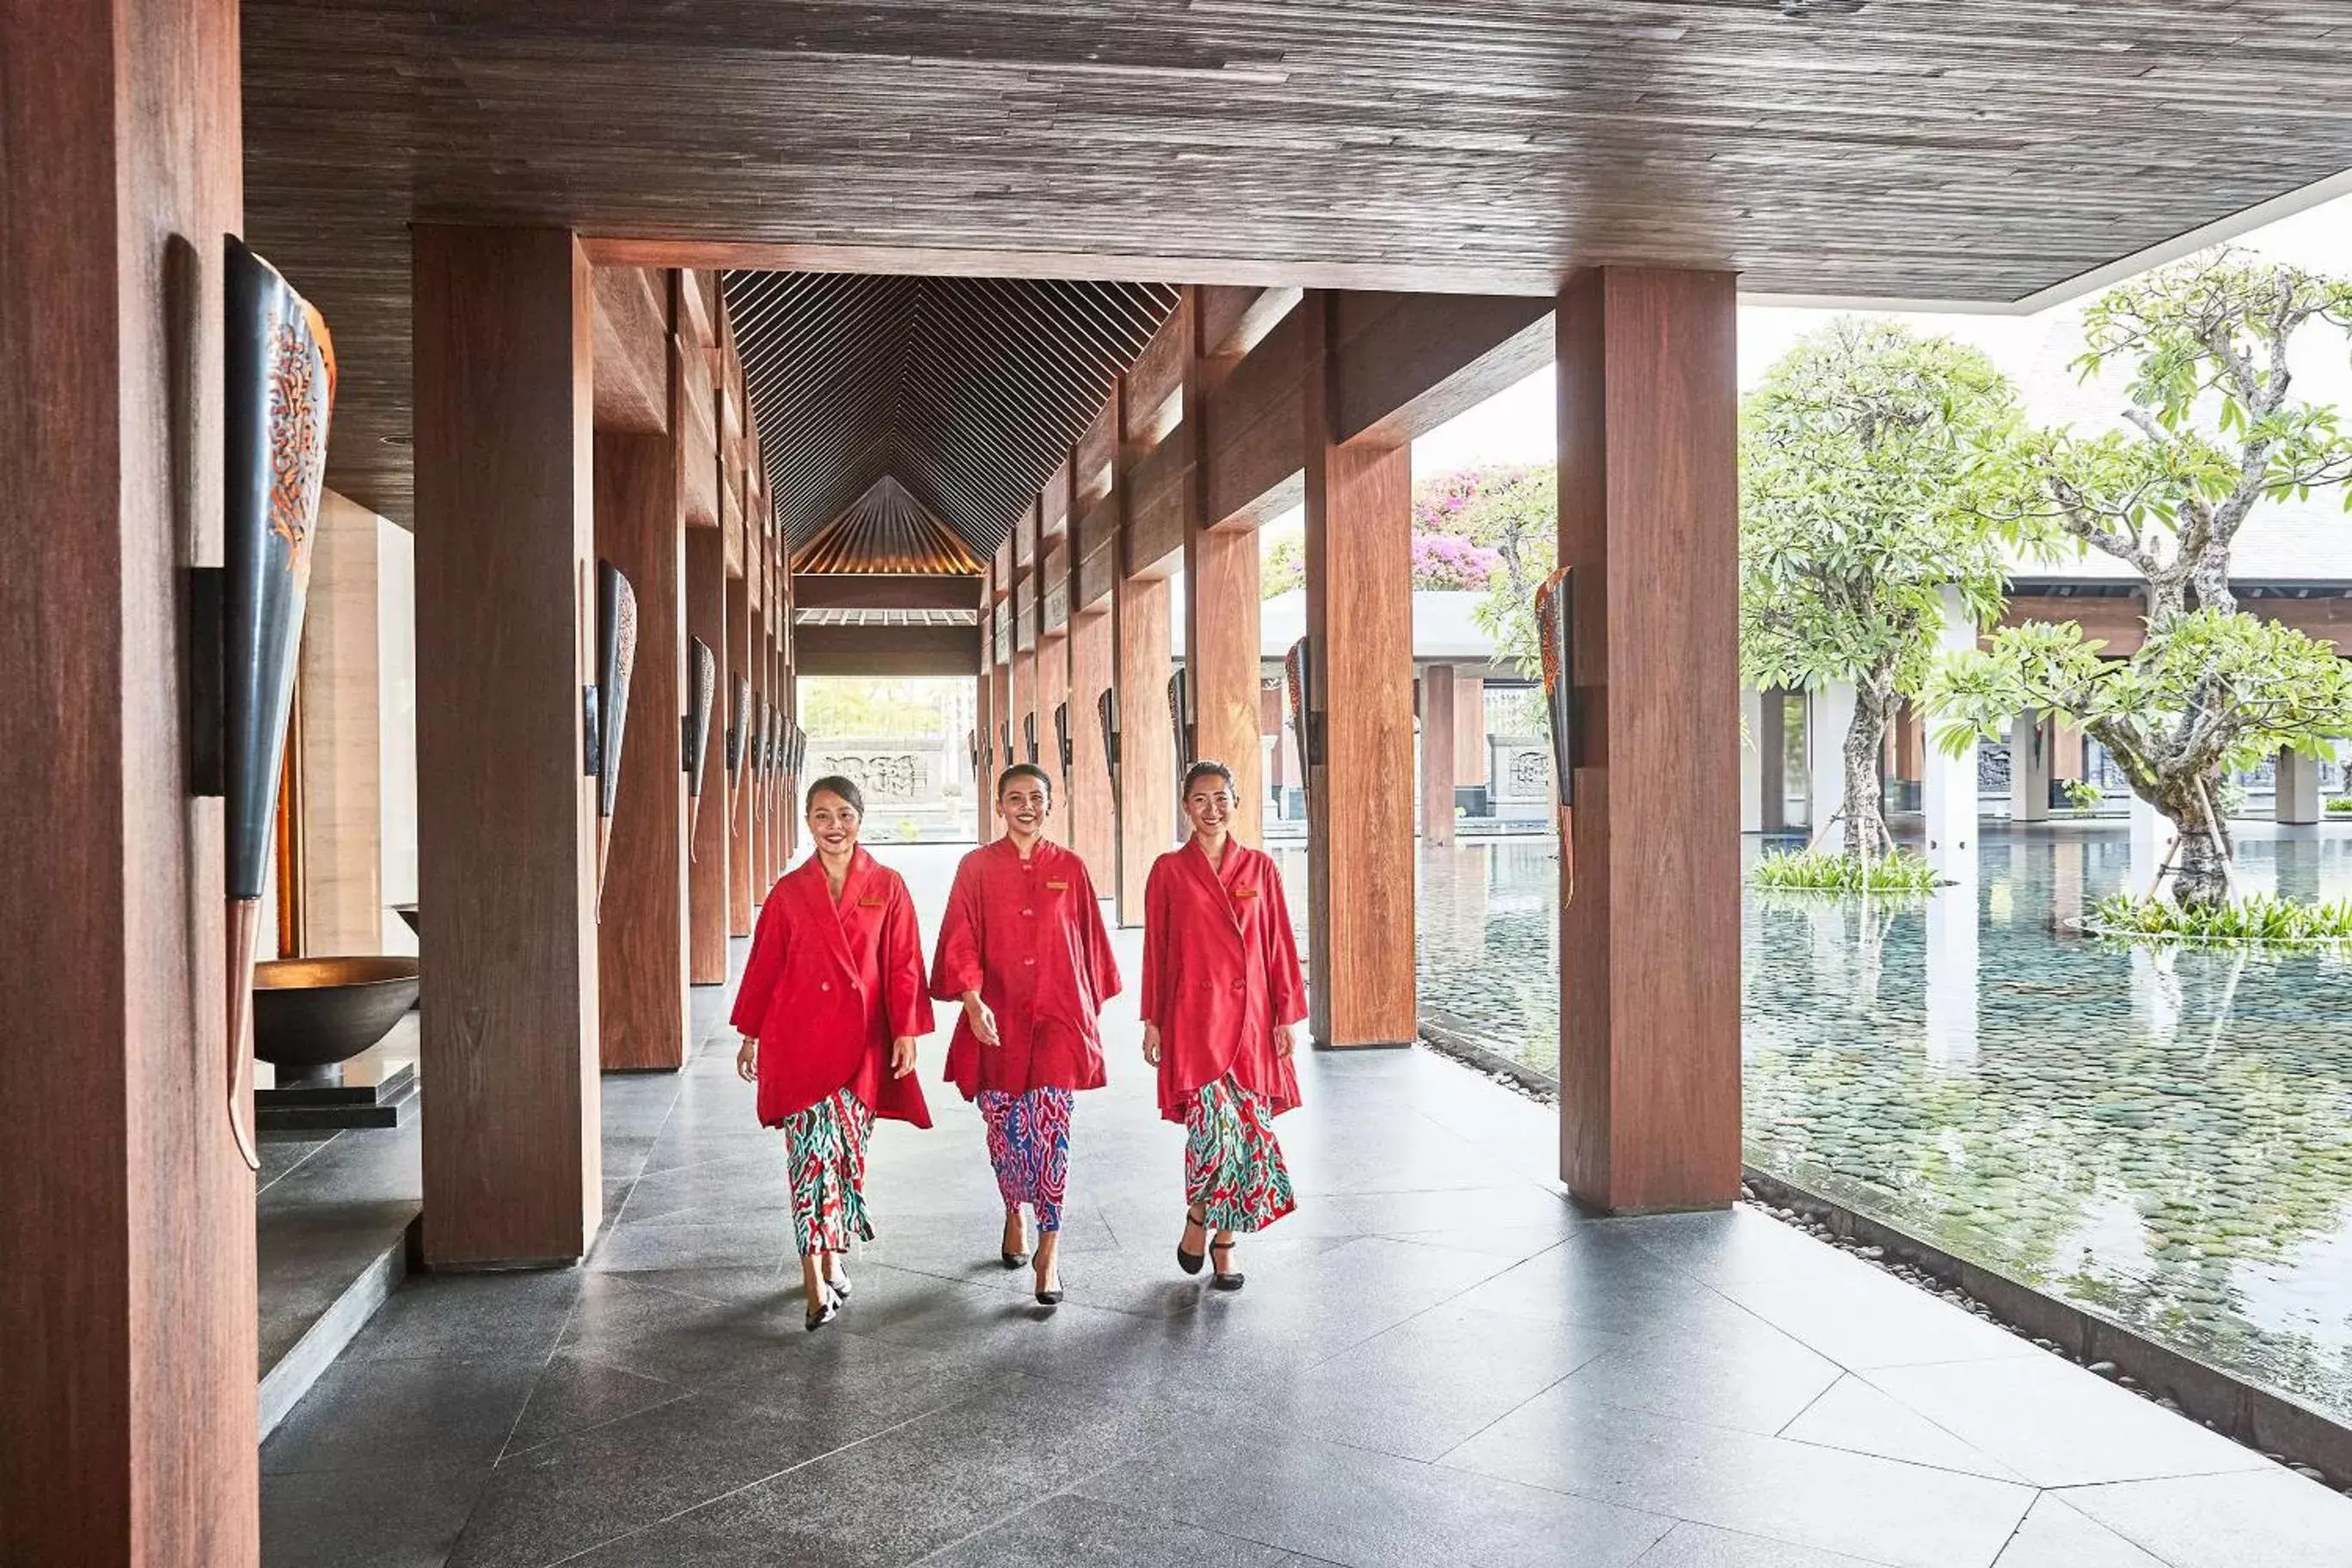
[1923,882,1979,1070]
[2130,792,2173,896]
[1920,586,1978,884]
[2276,746,2321,824]
[1807,681,1855,850]
[2009,713,2050,823]
[1739,685,1766,834]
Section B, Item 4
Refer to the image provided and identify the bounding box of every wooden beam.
[2,0,257,1554]
[686,528,731,983]
[591,265,670,435]
[415,224,600,1265]
[793,573,982,612]
[594,430,690,1070]
[1421,664,1458,847]
[793,622,983,677]
[1332,291,1553,448]
[1201,285,1302,358]
[1302,291,1418,1049]
[676,311,720,527]
[1202,306,1308,529]
[1556,266,1741,1214]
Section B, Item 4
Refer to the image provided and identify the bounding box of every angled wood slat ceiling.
[791,475,986,575]
[730,271,1178,555]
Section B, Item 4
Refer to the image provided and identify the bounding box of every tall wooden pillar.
[685,528,730,982]
[415,224,601,1265]
[726,570,753,932]
[1012,647,1040,768]
[1457,675,1488,791]
[2,0,258,1554]
[1421,664,1458,845]
[749,604,768,896]
[1185,291,1264,842]
[1113,572,1176,927]
[594,431,690,1070]
[1069,602,1118,885]
[1556,266,1741,1214]
[1302,291,1418,1050]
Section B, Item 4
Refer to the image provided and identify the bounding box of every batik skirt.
[975,1086,1075,1232]
[1184,1075,1295,1233]
[781,1087,875,1255]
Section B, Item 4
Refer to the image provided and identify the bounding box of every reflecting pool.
[1283,827,2352,1425]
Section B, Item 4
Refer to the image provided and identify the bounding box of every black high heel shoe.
[805,1287,841,1332]
[1176,1209,1208,1276]
[1001,1216,1030,1271]
[1209,1239,1245,1293]
[1034,1270,1063,1308]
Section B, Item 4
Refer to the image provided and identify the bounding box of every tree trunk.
[2153,775,2232,909]
[1841,680,1896,861]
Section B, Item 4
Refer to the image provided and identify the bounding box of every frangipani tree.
[1932,249,2352,907]
[1930,615,2352,903]
[1740,320,2025,859]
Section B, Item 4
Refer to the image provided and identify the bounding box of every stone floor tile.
[925,1491,1315,1567]
[262,1460,490,1568]
[1545,1299,1844,1435]
[1079,1424,1673,1568]
[1863,1356,2269,1487]
[1633,1521,1890,1567]
[1719,1266,2045,1373]
[2057,1468,2352,1568]
[1991,1492,2167,1567]
[1779,1375,2024,1482]
[1442,1381,2033,1568]
[338,1267,582,1364]
[261,1357,544,1477]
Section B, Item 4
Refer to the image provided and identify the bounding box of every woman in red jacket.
[930,763,1121,1307]
[732,775,934,1330]
[1140,759,1307,1293]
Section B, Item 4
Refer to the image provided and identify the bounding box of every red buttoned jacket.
[1139,837,1306,1124]
[732,848,934,1130]
[930,836,1123,1099]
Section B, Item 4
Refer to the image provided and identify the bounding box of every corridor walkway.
[260,847,2352,1568]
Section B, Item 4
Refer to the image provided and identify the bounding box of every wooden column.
[1038,628,1069,835]
[593,431,690,1070]
[726,570,753,932]
[1012,647,1040,768]
[1069,602,1118,885]
[1556,266,1741,1214]
[1185,291,1265,842]
[1457,675,1488,788]
[2,0,257,1555]
[415,224,601,1265]
[1302,291,1418,1049]
[1421,664,1458,845]
[1114,572,1176,927]
[747,605,768,897]
[685,527,730,982]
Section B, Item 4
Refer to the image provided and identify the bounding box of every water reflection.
[1335,826,2352,1424]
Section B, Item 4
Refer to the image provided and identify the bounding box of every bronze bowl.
[252,957,420,1087]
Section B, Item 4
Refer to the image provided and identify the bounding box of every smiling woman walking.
[1140,759,1308,1292]
[733,775,934,1331]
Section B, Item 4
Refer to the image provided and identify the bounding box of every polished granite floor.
[260,845,2352,1568]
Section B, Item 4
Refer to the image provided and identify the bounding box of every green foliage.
[1751,848,1944,895]
[798,679,952,738]
[2329,796,2352,815]
[1925,612,2352,783]
[2089,891,2352,944]
[1739,320,2024,697]
[1973,248,2352,623]
[1412,464,1554,674]
[2061,779,2104,811]
[1261,525,1304,597]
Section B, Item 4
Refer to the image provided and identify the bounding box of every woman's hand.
[1275,1022,1298,1059]
[734,1036,758,1083]
[890,1036,919,1079]
[1142,1022,1162,1066]
[963,993,1000,1047]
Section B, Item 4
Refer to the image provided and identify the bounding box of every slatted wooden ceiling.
[732,272,1177,556]
[241,2,2352,523]
[790,475,987,574]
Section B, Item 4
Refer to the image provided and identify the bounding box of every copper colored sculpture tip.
[225,897,262,1172]
[595,817,612,922]
[688,793,703,861]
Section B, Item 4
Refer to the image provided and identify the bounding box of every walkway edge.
[1743,1167,2352,1491]
[257,1215,417,1442]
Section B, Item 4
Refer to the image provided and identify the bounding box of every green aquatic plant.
[1751,848,1944,895]
[2327,796,2352,815]
[2089,891,2352,944]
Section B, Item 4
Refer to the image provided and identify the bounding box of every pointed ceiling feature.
[792,475,986,576]
[726,272,1179,555]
